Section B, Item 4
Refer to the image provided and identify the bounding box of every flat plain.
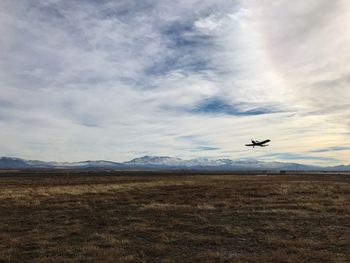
[0,170,350,262]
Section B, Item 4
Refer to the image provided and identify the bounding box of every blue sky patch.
[191,97,280,116]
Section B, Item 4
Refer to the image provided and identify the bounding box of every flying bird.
[245,139,270,148]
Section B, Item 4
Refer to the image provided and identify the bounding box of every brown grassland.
[0,170,350,262]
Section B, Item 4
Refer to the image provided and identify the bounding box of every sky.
[1,0,350,165]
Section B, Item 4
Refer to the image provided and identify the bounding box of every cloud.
[0,0,349,165]
[251,0,350,112]
[262,153,339,164]
[195,146,220,151]
[311,146,350,153]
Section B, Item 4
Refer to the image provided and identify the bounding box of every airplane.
[245,139,270,147]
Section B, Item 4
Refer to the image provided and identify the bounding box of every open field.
[0,171,350,262]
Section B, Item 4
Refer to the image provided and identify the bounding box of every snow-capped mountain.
[124,156,319,170]
[124,156,185,166]
[51,160,125,169]
[0,156,348,171]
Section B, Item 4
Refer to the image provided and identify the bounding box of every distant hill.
[0,157,124,170]
[2,155,348,171]
[0,157,33,169]
[326,165,350,171]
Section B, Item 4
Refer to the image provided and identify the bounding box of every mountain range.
[1,156,349,171]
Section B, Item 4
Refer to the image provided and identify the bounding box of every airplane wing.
[260,139,271,145]
[245,144,254,146]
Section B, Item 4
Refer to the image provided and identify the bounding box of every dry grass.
[0,171,350,262]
